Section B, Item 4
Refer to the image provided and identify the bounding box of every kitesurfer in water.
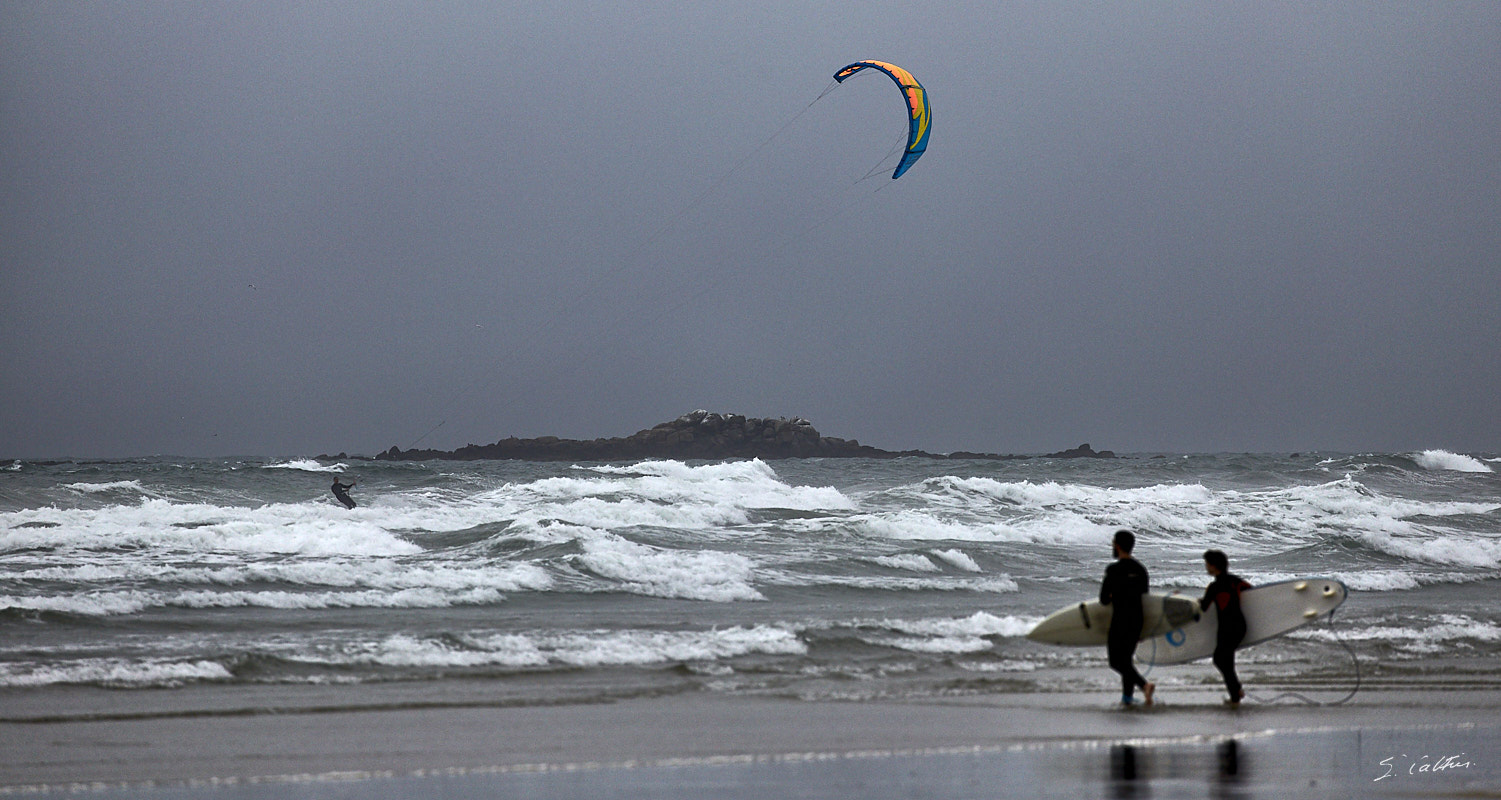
[331,477,356,509]
[1201,549,1252,706]
[1100,529,1155,706]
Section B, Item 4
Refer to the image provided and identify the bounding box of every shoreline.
[3,686,1497,795]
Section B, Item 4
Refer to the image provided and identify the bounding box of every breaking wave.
[1413,450,1493,473]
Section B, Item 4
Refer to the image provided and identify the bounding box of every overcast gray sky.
[3,2,1499,459]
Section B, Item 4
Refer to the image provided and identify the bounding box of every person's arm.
[1099,567,1113,605]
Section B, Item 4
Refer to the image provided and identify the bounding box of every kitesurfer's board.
[1135,578,1348,666]
[1027,593,1201,646]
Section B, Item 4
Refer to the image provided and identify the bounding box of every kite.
[832,60,930,179]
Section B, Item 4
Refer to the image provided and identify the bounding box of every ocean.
[3,451,1499,707]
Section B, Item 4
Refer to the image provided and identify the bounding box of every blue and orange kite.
[833,60,931,179]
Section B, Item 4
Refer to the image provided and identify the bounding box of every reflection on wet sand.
[1107,740,1248,799]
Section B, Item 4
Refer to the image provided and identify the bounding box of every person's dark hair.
[1204,549,1229,572]
[1113,529,1135,554]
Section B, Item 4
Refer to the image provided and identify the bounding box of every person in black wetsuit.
[331,477,356,509]
[1201,549,1252,706]
[1099,529,1155,706]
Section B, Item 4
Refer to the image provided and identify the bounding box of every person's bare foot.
[1143,682,1156,706]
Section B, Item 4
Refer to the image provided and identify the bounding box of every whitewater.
[2,451,1498,703]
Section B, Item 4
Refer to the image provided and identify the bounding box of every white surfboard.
[1027,593,1201,646]
[1135,577,1348,666]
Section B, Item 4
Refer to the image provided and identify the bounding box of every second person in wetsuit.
[1201,548,1252,706]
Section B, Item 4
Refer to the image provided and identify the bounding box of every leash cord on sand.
[1246,610,1362,707]
[1139,607,1362,706]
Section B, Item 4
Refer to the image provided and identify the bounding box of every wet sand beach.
[3,683,1497,798]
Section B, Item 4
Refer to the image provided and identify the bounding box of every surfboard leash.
[1137,607,1362,706]
[1246,608,1361,707]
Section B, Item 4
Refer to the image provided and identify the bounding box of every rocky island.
[371,411,1114,462]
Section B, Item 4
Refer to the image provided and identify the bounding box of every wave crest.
[1414,450,1493,473]
[262,459,348,473]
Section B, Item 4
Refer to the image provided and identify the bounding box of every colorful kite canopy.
[832,60,930,179]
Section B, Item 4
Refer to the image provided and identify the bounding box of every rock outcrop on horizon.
[1043,443,1116,459]
[372,411,1114,463]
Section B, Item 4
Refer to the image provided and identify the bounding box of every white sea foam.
[879,475,1501,570]
[337,633,546,669]
[376,458,858,542]
[0,556,555,616]
[63,480,147,493]
[0,584,524,616]
[578,459,853,512]
[1156,569,1435,593]
[3,560,554,599]
[0,591,156,616]
[322,625,806,670]
[1347,528,1501,569]
[1295,614,1501,655]
[1414,450,1493,473]
[868,634,995,654]
[912,476,1217,527]
[867,478,1227,543]
[851,612,1038,654]
[848,511,1008,542]
[536,625,806,667]
[845,509,1101,545]
[764,572,1019,594]
[0,500,423,557]
[931,549,982,572]
[374,461,838,541]
[514,494,755,534]
[0,658,232,688]
[576,532,763,602]
[875,611,1039,639]
[957,659,1040,673]
[180,586,507,610]
[263,459,348,473]
[870,554,940,572]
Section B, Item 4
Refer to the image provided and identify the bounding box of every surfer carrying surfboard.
[1201,549,1252,706]
[1099,530,1155,706]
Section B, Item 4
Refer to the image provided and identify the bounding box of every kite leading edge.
[832,60,930,179]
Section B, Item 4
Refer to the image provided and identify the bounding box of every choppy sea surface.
[2,451,1498,706]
